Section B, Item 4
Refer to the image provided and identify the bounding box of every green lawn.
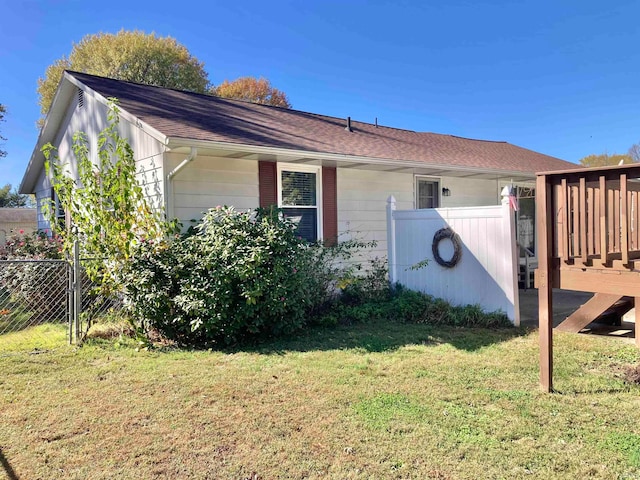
[0,322,68,352]
[1,320,639,479]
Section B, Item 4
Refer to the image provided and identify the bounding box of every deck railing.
[549,164,640,269]
[537,163,640,392]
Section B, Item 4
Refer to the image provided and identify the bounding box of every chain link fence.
[0,260,71,351]
[0,251,125,352]
[76,257,124,340]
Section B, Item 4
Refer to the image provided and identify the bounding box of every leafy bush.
[0,230,63,260]
[124,206,374,346]
[322,285,512,328]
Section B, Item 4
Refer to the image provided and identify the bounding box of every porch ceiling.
[167,143,536,183]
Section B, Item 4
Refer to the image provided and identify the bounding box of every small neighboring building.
[0,208,37,244]
[19,71,579,257]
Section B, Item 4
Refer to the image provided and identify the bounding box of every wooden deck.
[536,163,640,392]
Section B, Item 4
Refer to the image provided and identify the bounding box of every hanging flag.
[509,186,519,211]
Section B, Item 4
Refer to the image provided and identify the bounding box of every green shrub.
[0,230,63,260]
[124,206,374,346]
[340,256,391,305]
[323,285,512,328]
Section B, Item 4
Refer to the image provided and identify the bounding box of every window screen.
[281,171,317,206]
[416,179,439,209]
[281,170,318,242]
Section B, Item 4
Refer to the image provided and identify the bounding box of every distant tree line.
[579,142,640,167]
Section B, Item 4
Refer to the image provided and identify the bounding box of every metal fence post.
[73,240,81,343]
[68,259,73,345]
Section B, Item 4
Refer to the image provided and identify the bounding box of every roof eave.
[166,137,538,179]
[19,72,78,194]
[19,71,169,194]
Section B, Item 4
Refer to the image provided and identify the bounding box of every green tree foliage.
[0,103,6,158]
[43,101,177,291]
[213,76,291,108]
[37,30,210,119]
[578,153,635,167]
[0,184,31,208]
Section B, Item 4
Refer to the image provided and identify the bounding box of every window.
[50,187,67,232]
[278,164,321,242]
[416,177,440,209]
[516,186,535,255]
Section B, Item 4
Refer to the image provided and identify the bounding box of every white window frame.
[414,175,441,209]
[277,163,323,241]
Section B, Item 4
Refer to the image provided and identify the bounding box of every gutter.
[166,147,198,220]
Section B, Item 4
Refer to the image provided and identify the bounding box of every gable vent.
[77,89,84,109]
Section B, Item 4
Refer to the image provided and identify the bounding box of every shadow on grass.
[226,319,532,355]
[0,447,19,480]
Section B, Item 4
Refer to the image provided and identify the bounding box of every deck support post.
[636,298,640,348]
[537,174,554,392]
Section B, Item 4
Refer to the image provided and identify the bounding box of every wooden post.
[636,297,640,348]
[561,179,569,262]
[537,174,554,392]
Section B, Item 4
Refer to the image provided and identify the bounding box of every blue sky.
[2,0,640,190]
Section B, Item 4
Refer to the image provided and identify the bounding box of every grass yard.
[2,320,640,479]
[0,322,68,352]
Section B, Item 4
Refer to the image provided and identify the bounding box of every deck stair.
[556,294,634,333]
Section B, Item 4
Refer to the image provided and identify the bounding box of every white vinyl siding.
[337,168,413,259]
[438,176,502,208]
[168,153,259,226]
[32,89,165,232]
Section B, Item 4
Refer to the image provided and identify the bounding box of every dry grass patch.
[1,320,640,479]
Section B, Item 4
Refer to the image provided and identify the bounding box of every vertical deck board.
[572,186,579,259]
[587,188,594,255]
[621,175,629,264]
[608,188,614,257]
[595,187,601,255]
[579,178,587,264]
[614,190,621,253]
[561,179,569,262]
[636,297,640,348]
[632,192,640,250]
[537,174,554,392]
[600,177,607,263]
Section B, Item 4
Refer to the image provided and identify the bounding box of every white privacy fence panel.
[387,197,520,324]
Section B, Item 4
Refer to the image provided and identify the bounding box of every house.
[20,71,578,258]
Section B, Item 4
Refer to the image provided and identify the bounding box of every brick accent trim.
[322,166,338,245]
[258,161,278,208]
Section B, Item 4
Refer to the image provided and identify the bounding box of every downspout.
[166,147,198,220]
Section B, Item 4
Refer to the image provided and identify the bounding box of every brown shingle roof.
[70,71,577,174]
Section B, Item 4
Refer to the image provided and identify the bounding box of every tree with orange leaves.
[213,77,291,108]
